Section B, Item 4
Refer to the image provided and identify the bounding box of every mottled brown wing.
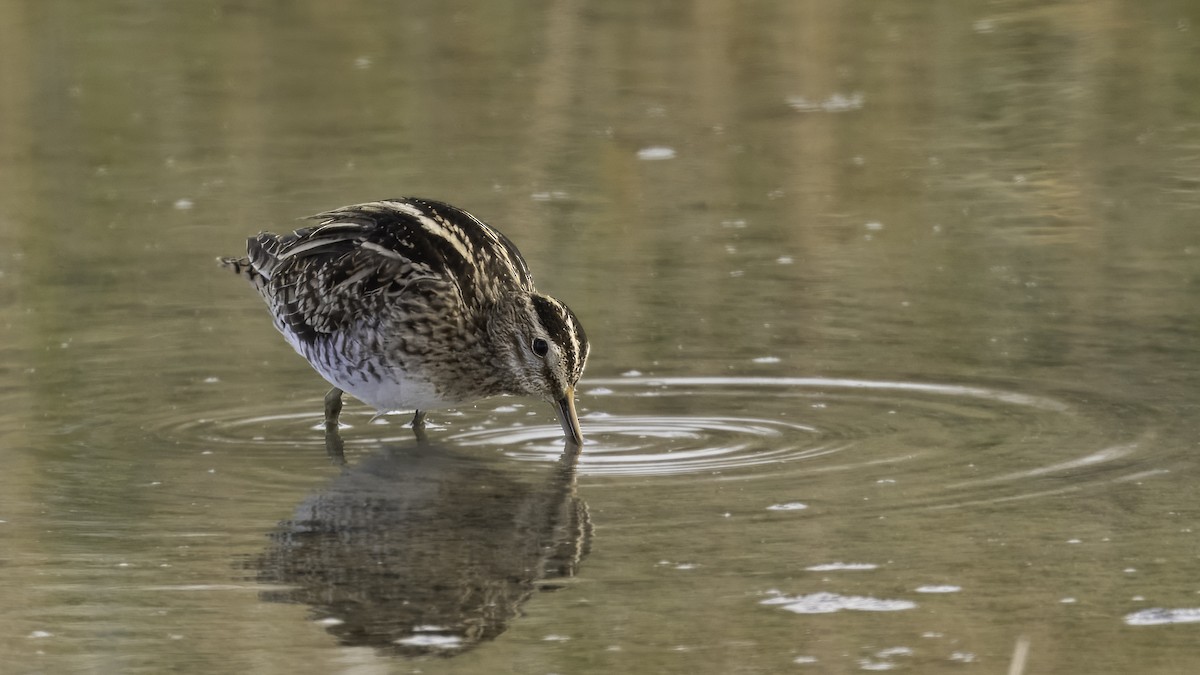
[253,221,455,345]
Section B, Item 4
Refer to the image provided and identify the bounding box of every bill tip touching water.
[219,198,589,446]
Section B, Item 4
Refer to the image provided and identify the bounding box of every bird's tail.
[217,254,270,297]
[218,255,251,276]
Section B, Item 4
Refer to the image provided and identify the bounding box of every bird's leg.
[324,424,346,466]
[324,387,344,428]
[411,409,428,443]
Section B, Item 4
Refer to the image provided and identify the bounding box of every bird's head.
[491,293,589,445]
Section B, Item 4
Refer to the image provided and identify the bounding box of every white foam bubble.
[761,591,916,614]
[394,633,463,648]
[636,146,676,160]
[1125,607,1200,626]
[915,585,961,593]
[806,562,877,572]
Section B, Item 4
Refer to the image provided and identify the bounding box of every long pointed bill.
[555,387,583,446]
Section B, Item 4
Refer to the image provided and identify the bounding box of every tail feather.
[242,236,268,278]
[218,255,251,275]
[218,248,270,297]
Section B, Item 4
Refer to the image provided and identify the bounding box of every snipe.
[220,198,589,444]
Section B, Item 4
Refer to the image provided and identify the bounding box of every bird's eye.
[531,338,550,357]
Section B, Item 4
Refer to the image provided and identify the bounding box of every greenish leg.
[411,409,428,443]
[324,387,343,428]
[324,425,346,465]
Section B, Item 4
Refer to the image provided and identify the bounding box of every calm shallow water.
[3,1,1200,673]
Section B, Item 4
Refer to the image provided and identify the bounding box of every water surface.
[2,1,1200,673]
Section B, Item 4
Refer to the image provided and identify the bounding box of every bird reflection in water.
[252,428,590,657]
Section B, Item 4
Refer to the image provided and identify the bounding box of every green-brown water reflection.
[254,439,588,657]
[2,1,1200,673]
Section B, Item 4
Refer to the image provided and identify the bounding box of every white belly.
[335,371,450,414]
[277,324,454,413]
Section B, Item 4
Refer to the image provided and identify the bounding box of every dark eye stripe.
[530,295,588,381]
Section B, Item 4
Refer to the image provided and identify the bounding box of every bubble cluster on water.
[760,590,917,614]
[1124,607,1200,626]
[805,562,878,572]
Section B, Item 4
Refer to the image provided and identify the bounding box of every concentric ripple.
[161,377,1165,507]
[443,376,1163,506]
[452,414,844,476]
[156,402,432,451]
